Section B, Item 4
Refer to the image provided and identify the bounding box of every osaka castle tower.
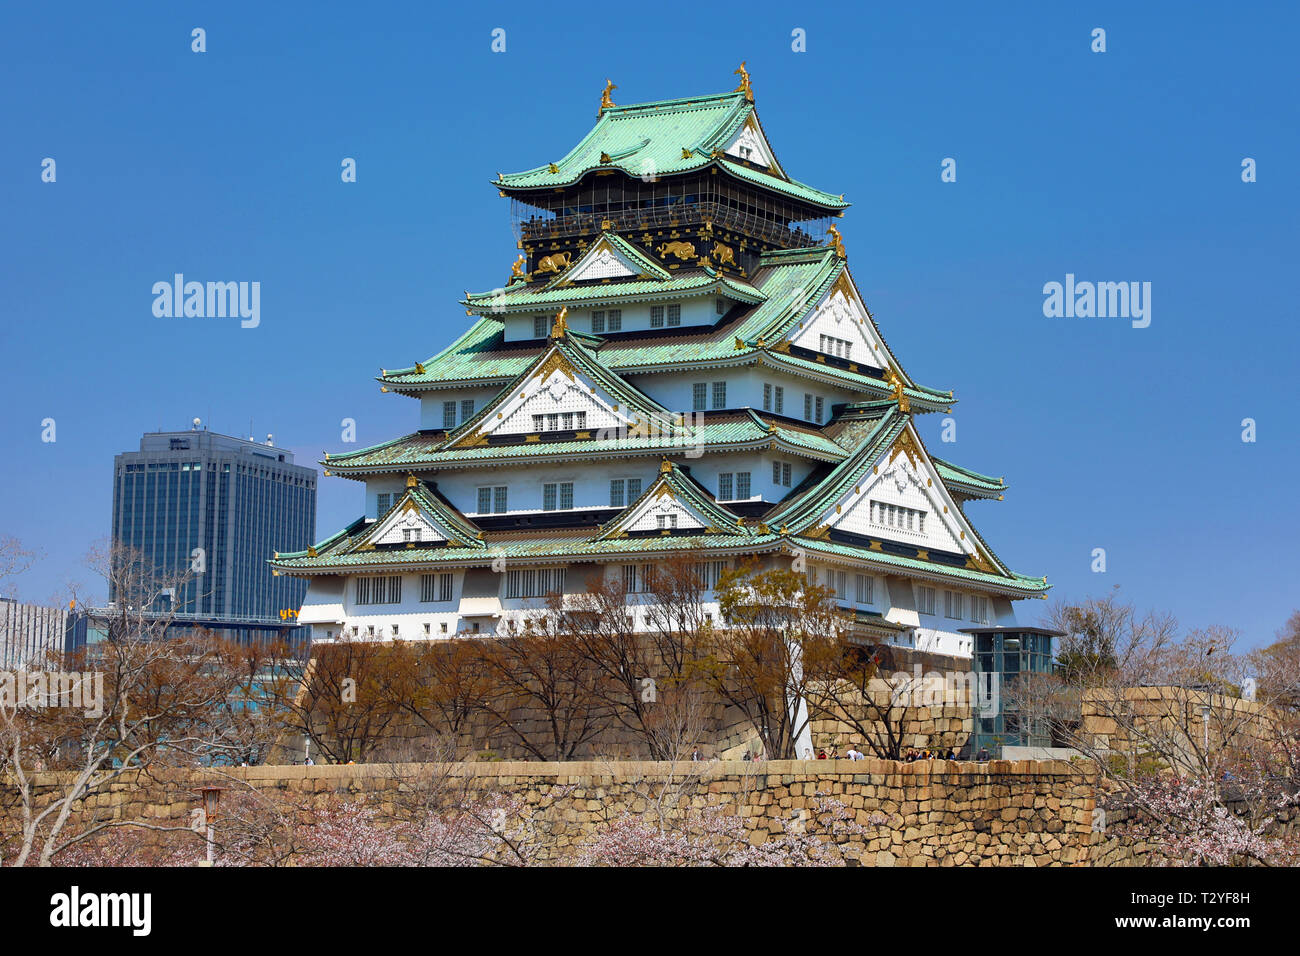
[272,67,1049,657]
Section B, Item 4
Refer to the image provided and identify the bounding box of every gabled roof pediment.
[444,335,680,448]
[770,413,1012,578]
[593,460,750,541]
[350,478,484,551]
[545,232,670,287]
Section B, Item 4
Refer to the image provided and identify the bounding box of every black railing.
[518,202,824,249]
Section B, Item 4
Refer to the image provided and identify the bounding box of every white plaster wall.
[500,294,722,342]
[831,455,971,556]
[787,282,892,372]
[418,388,504,431]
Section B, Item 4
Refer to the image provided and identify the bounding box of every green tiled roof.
[323,412,850,476]
[787,536,1049,595]
[274,530,782,573]
[464,269,764,313]
[379,248,952,412]
[933,457,1006,499]
[493,91,847,211]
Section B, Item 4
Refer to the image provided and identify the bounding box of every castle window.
[504,567,566,599]
[711,381,727,409]
[356,575,401,606]
[543,481,574,511]
[719,472,750,500]
[667,304,681,326]
[621,564,654,593]
[591,310,606,334]
[774,386,784,414]
[772,461,792,487]
[460,399,474,422]
[692,383,707,411]
[944,590,964,620]
[606,308,622,331]
[970,595,991,624]
[421,573,454,603]
[763,383,771,410]
[609,477,642,507]
[871,500,926,533]
[443,401,456,429]
[804,393,813,420]
[477,486,508,513]
[656,513,678,530]
[855,574,874,604]
[820,334,852,359]
[533,315,547,338]
[815,396,825,422]
[651,305,664,328]
[376,493,394,517]
[916,585,937,616]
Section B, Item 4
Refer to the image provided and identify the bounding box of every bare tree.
[0,543,256,866]
[703,562,844,760]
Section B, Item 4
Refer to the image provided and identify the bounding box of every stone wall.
[3,759,1107,866]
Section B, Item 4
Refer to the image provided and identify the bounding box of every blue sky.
[1,3,1295,647]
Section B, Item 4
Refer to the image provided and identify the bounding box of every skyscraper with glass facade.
[111,426,317,626]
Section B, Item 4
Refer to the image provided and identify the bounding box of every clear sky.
[1,2,1295,647]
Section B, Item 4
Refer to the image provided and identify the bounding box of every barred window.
[443,401,456,429]
[774,386,784,414]
[916,585,937,616]
[533,315,547,338]
[421,573,454,603]
[692,383,707,411]
[944,589,964,620]
[819,334,852,359]
[855,574,874,604]
[656,513,678,530]
[771,461,792,487]
[461,399,474,422]
[804,393,813,420]
[477,486,508,513]
[970,595,991,624]
[718,473,734,500]
[543,481,573,511]
[621,564,655,593]
[667,304,681,326]
[376,493,393,518]
[711,381,727,409]
[591,310,606,334]
[763,383,772,410]
[815,396,825,422]
[694,560,727,589]
[357,575,401,606]
[736,471,751,498]
[609,476,642,507]
[871,500,926,533]
[651,305,664,328]
[606,309,622,331]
